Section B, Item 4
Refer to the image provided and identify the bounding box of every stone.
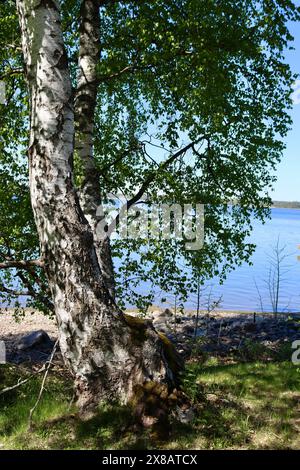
[176,406,195,424]
[163,308,173,316]
[152,311,167,321]
[243,323,257,333]
[153,323,168,334]
[166,333,176,342]
[141,415,158,428]
[183,325,194,335]
[17,330,54,351]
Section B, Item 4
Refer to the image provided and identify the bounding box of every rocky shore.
[0,308,299,364]
[148,309,300,359]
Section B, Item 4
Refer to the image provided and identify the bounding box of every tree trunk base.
[73,314,183,419]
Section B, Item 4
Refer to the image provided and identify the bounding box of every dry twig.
[28,339,59,431]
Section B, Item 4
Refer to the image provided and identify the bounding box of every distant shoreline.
[1,306,300,317]
[1,307,300,316]
[272,201,300,209]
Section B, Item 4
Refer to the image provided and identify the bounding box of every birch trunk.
[16,0,175,412]
[75,0,115,299]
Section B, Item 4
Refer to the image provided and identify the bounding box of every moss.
[158,332,182,377]
[143,381,157,393]
[167,393,178,403]
[151,383,168,397]
[124,315,184,423]
[124,315,183,381]
[124,314,148,328]
[124,314,149,343]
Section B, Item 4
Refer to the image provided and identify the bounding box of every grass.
[0,355,300,450]
[179,358,300,449]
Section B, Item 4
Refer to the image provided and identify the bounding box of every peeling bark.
[75,0,115,299]
[16,0,176,412]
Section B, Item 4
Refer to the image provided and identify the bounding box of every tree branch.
[17,270,54,312]
[99,142,142,174]
[109,138,207,230]
[98,63,156,83]
[28,339,59,431]
[0,246,52,310]
[0,283,31,296]
[0,68,24,81]
[0,259,44,269]
[193,141,225,193]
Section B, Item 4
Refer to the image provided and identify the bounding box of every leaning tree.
[0,0,299,409]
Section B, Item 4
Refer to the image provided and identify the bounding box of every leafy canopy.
[0,0,299,312]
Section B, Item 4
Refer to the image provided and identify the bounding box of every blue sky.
[273,18,300,201]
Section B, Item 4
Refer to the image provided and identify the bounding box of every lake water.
[2,208,300,313]
[183,208,300,313]
[122,207,300,313]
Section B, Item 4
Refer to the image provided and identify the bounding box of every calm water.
[120,208,300,313]
[186,208,300,312]
[2,208,300,313]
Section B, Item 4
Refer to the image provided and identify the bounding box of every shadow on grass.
[180,359,300,449]
[1,358,300,449]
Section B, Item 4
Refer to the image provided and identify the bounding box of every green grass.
[179,359,300,449]
[1,358,300,450]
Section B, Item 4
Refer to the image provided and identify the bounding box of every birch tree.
[0,0,299,410]
[14,0,179,411]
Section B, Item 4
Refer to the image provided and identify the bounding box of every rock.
[152,311,166,320]
[141,415,158,428]
[182,325,194,335]
[166,333,176,342]
[151,310,161,317]
[17,330,54,351]
[163,308,173,316]
[176,406,195,424]
[206,393,219,403]
[153,323,168,334]
[152,309,173,326]
[243,322,257,333]
[195,330,206,338]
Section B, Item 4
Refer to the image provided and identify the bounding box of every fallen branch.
[0,365,46,395]
[28,339,59,431]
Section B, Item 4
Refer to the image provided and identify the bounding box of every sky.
[272,19,300,201]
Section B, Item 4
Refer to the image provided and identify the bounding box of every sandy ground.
[0,307,251,351]
[0,308,58,338]
[0,308,58,363]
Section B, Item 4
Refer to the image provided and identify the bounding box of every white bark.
[75,0,115,299]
